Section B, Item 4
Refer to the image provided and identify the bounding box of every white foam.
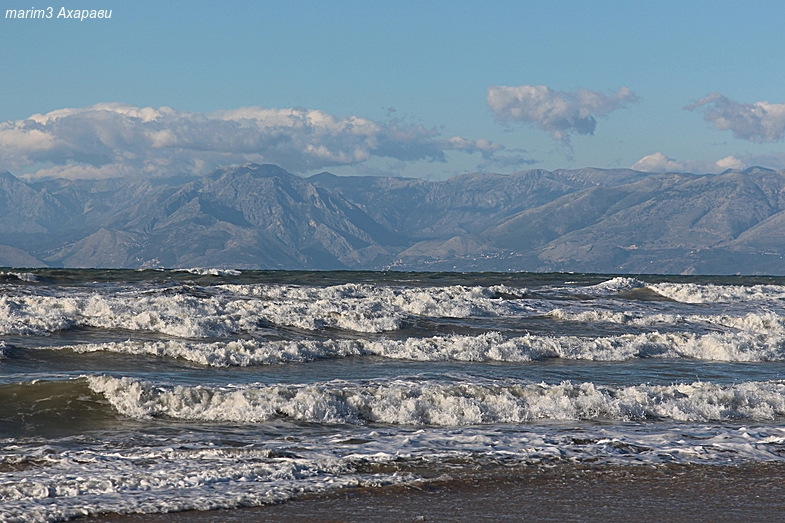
[547,307,785,335]
[0,442,405,523]
[0,294,80,335]
[649,282,785,303]
[0,283,532,337]
[3,280,784,350]
[87,375,785,425]
[222,283,531,326]
[65,338,367,366]
[177,268,243,276]
[0,271,39,282]
[582,277,647,294]
[59,326,785,365]
[580,279,785,303]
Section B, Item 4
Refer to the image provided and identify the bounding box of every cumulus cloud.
[486,85,638,142]
[687,93,785,142]
[0,103,503,179]
[631,152,785,174]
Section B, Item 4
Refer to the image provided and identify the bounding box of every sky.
[2,0,785,181]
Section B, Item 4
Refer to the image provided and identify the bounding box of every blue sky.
[2,1,785,180]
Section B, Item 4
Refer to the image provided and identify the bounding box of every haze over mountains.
[1,163,784,275]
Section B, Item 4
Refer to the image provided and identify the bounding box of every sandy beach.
[81,462,785,522]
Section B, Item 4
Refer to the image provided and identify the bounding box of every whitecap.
[59,326,785,365]
[87,376,785,425]
[649,282,785,303]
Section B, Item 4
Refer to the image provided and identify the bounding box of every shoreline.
[80,462,785,522]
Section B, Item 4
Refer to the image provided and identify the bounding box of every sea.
[3,268,785,522]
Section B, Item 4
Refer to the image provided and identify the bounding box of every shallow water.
[3,269,785,521]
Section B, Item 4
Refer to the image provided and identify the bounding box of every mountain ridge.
[2,164,785,275]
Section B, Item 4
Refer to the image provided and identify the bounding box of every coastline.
[80,462,785,522]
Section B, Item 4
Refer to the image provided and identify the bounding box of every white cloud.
[631,152,690,173]
[0,103,503,179]
[714,155,745,171]
[486,85,638,142]
[687,93,785,143]
[632,152,785,174]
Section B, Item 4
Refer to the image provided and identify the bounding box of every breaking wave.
[56,327,785,365]
[0,283,532,337]
[88,375,785,425]
[572,278,785,305]
[648,282,785,303]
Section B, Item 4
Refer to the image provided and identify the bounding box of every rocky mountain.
[1,163,785,275]
[310,166,785,274]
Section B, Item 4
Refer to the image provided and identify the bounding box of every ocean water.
[2,269,785,522]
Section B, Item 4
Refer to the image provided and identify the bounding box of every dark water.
[3,268,785,521]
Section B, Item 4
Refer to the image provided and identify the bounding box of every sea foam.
[87,375,785,425]
[0,283,533,337]
[60,326,785,365]
[649,282,785,303]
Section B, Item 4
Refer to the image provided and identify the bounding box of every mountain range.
[1,163,784,275]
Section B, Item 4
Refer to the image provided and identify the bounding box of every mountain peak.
[742,166,776,175]
[0,170,23,183]
[306,171,339,184]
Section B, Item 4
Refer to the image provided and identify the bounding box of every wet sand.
[81,463,785,522]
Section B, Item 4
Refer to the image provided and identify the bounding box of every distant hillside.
[1,163,784,275]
